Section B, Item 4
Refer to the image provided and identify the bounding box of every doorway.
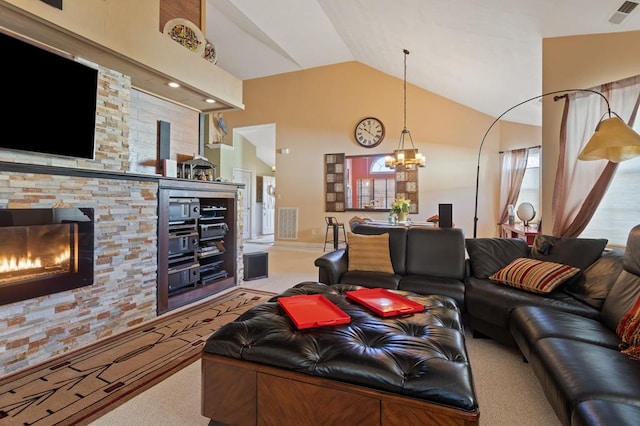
[232,168,253,240]
[262,176,275,235]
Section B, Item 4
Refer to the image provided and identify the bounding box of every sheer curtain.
[498,148,528,225]
[551,75,640,237]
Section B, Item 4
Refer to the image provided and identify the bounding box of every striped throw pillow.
[347,232,394,274]
[489,257,580,294]
[617,296,640,360]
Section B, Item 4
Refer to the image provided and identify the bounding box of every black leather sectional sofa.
[314,223,467,309]
[315,222,640,426]
[465,226,640,426]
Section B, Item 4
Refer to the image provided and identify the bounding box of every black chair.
[324,216,347,251]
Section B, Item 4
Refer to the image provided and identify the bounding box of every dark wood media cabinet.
[157,179,241,314]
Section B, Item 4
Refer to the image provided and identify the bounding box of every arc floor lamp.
[473,88,640,238]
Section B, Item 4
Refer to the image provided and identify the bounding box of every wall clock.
[355,117,385,148]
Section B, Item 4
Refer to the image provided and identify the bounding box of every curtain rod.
[499,144,542,154]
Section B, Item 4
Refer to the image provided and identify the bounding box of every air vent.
[609,1,639,24]
[277,207,298,240]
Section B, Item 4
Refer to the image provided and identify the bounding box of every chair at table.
[323,216,347,251]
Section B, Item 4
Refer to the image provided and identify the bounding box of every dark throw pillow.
[530,234,607,271]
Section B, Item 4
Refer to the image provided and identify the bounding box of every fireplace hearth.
[0,208,94,306]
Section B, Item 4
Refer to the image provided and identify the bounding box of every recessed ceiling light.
[205,99,216,103]
[168,82,180,88]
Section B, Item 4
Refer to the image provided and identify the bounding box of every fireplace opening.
[0,208,94,306]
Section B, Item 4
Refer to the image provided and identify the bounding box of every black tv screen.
[0,31,98,159]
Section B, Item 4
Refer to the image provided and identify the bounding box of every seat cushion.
[527,338,640,426]
[465,276,599,334]
[399,275,465,310]
[572,400,640,426]
[339,270,400,290]
[510,305,620,360]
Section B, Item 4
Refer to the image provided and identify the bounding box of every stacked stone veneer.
[0,175,159,374]
[0,64,163,376]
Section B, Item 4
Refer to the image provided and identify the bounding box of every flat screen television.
[0,31,98,160]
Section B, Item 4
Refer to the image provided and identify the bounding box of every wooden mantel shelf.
[0,0,244,113]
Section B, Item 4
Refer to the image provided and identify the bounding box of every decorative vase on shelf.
[397,211,408,222]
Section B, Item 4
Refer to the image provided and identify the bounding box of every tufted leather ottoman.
[202,282,479,425]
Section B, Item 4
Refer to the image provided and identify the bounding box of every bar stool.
[323,216,347,251]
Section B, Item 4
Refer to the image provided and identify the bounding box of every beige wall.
[224,61,538,242]
[541,30,640,229]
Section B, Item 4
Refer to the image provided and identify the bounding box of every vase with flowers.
[390,197,411,223]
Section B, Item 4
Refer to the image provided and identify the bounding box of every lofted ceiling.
[205,0,640,167]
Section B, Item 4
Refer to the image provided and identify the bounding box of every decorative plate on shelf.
[163,18,206,55]
[203,39,218,64]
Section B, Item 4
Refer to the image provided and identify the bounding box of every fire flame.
[0,248,70,273]
[0,256,42,273]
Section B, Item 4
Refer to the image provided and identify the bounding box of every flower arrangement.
[390,197,411,215]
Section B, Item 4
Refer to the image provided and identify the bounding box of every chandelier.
[385,49,425,169]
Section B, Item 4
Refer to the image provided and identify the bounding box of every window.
[354,178,396,209]
[514,148,540,223]
[343,155,398,211]
[581,121,640,246]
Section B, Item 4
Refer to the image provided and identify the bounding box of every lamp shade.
[578,116,640,162]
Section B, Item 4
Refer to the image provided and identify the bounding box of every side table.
[500,223,540,246]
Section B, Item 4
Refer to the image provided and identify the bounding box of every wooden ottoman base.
[202,354,479,426]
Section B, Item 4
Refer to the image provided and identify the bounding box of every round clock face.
[355,117,385,148]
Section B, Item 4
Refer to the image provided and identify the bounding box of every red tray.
[346,288,424,317]
[278,294,351,329]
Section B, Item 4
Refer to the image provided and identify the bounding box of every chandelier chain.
[385,48,425,169]
[403,48,408,131]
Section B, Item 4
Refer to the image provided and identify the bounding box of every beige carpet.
[92,242,561,426]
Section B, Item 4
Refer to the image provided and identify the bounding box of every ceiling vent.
[609,1,639,24]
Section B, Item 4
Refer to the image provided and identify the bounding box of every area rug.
[0,288,274,426]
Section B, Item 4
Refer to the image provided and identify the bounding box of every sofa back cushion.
[346,232,394,274]
[601,224,640,331]
[530,234,607,270]
[465,237,530,279]
[562,249,625,310]
[406,227,466,280]
[352,224,408,275]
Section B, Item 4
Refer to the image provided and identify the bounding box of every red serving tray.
[346,288,424,317]
[278,294,351,329]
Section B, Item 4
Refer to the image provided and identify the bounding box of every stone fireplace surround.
[0,62,237,376]
[0,169,160,376]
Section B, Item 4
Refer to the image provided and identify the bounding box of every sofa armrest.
[314,249,348,285]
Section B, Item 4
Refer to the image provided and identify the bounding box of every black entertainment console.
[157,180,239,314]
